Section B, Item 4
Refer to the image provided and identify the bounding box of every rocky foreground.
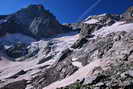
[0,5,133,89]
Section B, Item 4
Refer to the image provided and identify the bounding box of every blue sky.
[0,0,133,23]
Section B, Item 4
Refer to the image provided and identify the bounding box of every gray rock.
[71,38,88,49]
[83,74,106,85]
[31,59,78,89]
[83,76,98,85]
[5,42,28,59]
[0,80,27,89]
[79,23,102,39]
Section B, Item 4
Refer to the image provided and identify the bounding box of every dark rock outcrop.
[79,24,101,39]
[123,6,133,21]
[0,80,27,89]
[63,23,82,31]
[4,42,28,59]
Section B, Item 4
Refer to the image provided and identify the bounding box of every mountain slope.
[0,5,133,89]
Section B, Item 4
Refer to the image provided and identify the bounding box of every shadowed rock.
[0,4,69,39]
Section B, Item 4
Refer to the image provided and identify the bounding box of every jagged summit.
[0,4,68,39]
[15,4,56,25]
[27,4,45,10]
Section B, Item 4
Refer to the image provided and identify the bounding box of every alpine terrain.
[0,4,133,89]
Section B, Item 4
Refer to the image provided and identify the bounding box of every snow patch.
[52,32,79,52]
[93,21,133,38]
[0,19,7,24]
[72,61,83,68]
[84,19,99,24]
[72,58,78,61]
[84,13,107,21]
[0,31,79,82]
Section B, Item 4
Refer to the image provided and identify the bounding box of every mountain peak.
[0,4,69,39]
[27,4,45,10]
[16,4,51,19]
